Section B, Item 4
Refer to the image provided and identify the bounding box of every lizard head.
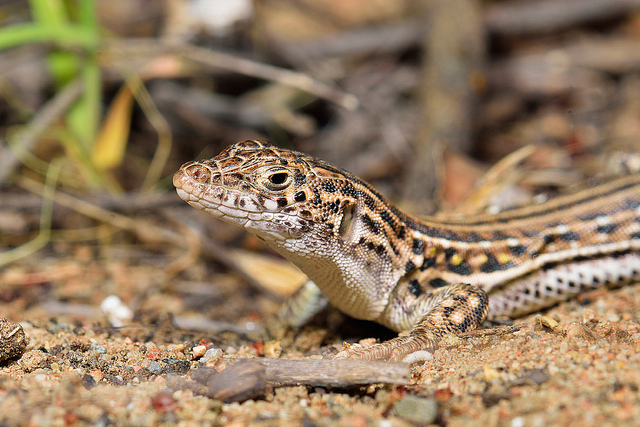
[173,140,364,244]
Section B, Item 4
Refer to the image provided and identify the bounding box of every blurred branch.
[276,20,426,65]
[101,39,359,111]
[485,0,640,35]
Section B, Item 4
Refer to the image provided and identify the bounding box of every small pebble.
[192,345,207,359]
[19,350,53,373]
[148,361,162,374]
[201,347,223,363]
[0,318,28,362]
[392,395,438,424]
[100,295,133,327]
[263,340,282,358]
[82,374,97,389]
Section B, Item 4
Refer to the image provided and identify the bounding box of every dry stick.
[257,359,411,387]
[205,358,411,387]
[0,79,83,184]
[484,0,640,35]
[15,176,264,290]
[187,359,410,403]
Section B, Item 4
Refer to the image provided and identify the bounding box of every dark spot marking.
[362,194,376,209]
[366,242,375,251]
[361,214,380,235]
[283,206,296,214]
[559,231,580,241]
[312,187,322,205]
[509,244,527,256]
[379,210,396,229]
[448,261,471,276]
[397,226,406,239]
[422,226,463,241]
[277,198,288,208]
[239,200,246,208]
[596,223,618,234]
[444,248,456,260]
[632,232,640,239]
[420,257,436,271]
[412,239,425,255]
[543,234,556,245]
[429,278,449,288]
[405,260,416,274]
[408,279,423,297]
[480,254,501,274]
[376,244,387,256]
[294,191,306,202]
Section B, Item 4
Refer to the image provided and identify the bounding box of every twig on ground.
[257,358,411,387]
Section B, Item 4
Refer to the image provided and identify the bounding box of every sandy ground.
[2,253,640,426]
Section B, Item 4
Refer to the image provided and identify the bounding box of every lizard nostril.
[189,165,211,183]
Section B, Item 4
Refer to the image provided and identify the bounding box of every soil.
[2,250,640,426]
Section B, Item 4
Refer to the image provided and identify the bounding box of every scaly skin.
[174,140,640,361]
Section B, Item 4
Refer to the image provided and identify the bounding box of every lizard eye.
[261,168,293,191]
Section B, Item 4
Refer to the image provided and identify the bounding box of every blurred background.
[2,0,640,335]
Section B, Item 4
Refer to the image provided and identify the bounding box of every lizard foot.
[333,283,489,361]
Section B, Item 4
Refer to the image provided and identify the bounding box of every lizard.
[173,139,640,361]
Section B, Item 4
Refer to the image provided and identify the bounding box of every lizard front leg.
[267,280,329,339]
[333,283,489,361]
